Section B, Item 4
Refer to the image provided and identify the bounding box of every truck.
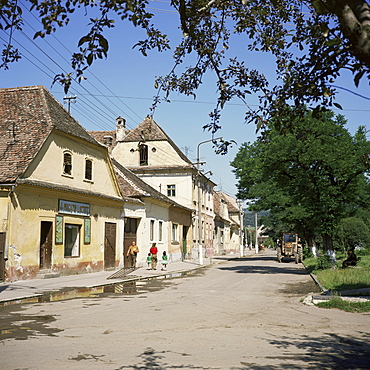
[277,233,303,263]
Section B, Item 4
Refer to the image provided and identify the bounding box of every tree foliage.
[1,1,370,137]
[335,217,370,251]
[231,110,370,250]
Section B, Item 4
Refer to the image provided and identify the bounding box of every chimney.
[116,116,127,142]
[103,135,114,153]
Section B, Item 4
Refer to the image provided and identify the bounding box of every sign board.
[59,200,90,216]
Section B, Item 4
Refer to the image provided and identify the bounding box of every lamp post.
[196,137,222,265]
[237,199,244,257]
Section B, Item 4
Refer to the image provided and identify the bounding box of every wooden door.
[124,218,137,268]
[182,226,188,261]
[40,222,53,269]
[104,222,116,269]
[0,232,5,281]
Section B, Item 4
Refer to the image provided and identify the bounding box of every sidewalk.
[0,252,253,305]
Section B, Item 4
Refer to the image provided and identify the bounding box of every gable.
[22,130,122,199]
[0,85,100,183]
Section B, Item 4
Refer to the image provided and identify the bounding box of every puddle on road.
[0,269,203,308]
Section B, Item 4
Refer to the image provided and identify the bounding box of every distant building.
[213,191,243,254]
[112,159,192,264]
[91,116,216,258]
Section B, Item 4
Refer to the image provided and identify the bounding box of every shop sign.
[59,200,90,216]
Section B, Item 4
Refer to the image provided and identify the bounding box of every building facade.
[92,116,216,258]
[0,86,126,281]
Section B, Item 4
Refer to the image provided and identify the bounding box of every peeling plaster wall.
[5,184,123,281]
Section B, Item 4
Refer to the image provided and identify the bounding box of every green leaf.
[323,88,332,97]
[86,53,93,66]
[354,70,365,87]
[320,22,329,37]
[333,102,343,110]
[325,38,341,47]
[312,0,329,15]
[78,36,89,47]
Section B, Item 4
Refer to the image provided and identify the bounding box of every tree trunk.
[325,0,370,67]
[322,233,334,252]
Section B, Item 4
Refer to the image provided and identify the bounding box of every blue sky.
[1,2,369,199]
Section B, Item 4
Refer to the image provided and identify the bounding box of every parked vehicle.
[277,233,303,263]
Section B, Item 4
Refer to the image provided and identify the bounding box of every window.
[159,221,163,242]
[64,224,80,257]
[85,158,93,181]
[150,219,155,241]
[139,144,148,166]
[172,223,178,242]
[63,152,72,175]
[167,184,176,197]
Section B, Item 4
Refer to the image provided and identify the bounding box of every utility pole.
[63,96,76,113]
[254,211,259,254]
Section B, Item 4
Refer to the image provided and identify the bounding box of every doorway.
[0,232,5,281]
[124,218,138,268]
[40,221,53,269]
[104,222,117,269]
[182,226,188,260]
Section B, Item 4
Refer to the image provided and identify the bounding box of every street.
[1,249,370,369]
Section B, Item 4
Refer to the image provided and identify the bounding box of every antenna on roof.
[63,95,77,113]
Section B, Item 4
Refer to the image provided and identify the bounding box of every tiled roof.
[216,191,240,213]
[0,85,101,183]
[213,192,221,215]
[112,158,192,212]
[121,116,193,165]
[88,130,116,148]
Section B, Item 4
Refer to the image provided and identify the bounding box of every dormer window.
[139,144,148,166]
[63,151,72,175]
[85,158,93,181]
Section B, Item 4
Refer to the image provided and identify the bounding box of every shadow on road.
[115,347,215,369]
[111,331,370,369]
[235,332,370,369]
[218,262,307,276]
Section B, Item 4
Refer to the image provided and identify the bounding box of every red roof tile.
[0,85,100,183]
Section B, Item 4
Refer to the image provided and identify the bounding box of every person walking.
[161,251,168,271]
[146,253,152,270]
[126,241,139,268]
[150,243,158,270]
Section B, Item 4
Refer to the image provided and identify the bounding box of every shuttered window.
[85,159,92,180]
[139,144,148,166]
[63,152,72,175]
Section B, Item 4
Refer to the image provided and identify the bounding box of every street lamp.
[196,137,222,265]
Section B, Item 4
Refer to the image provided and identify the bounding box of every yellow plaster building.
[0,86,125,281]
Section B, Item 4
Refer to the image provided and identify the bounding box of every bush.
[303,247,314,259]
[316,255,334,270]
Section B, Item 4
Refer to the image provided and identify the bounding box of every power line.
[16,1,144,128]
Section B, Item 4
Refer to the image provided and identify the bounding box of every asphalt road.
[1,249,369,369]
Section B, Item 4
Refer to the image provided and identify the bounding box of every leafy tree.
[231,110,370,251]
[335,217,370,251]
[1,1,370,136]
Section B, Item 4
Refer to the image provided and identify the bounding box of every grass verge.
[316,296,370,313]
[304,253,370,312]
[304,254,370,291]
